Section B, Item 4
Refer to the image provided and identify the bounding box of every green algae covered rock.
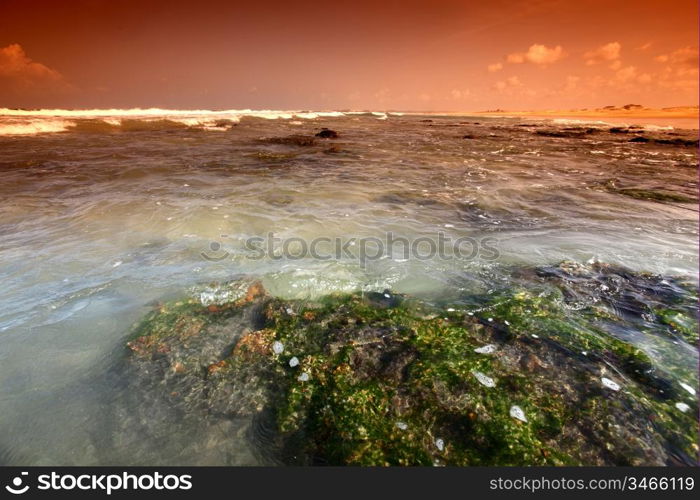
[125,264,698,466]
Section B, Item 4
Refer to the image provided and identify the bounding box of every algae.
[125,263,699,466]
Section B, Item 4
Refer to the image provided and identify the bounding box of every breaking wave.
[1,108,684,136]
[0,108,393,136]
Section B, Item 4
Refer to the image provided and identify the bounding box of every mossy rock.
[124,265,698,466]
[655,308,699,344]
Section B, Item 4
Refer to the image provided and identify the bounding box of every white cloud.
[584,42,621,65]
[506,76,522,86]
[654,46,698,67]
[507,44,564,66]
[615,66,637,82]
[450,88,471,99]
[507,53,524,64]
[487,62,503,72]
[657,64,698,91]
[494,76,522,91]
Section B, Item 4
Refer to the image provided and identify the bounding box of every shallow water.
[0,111,697,465]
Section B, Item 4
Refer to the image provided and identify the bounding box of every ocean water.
[0,109,697,465]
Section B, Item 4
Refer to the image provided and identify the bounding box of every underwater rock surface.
[124,262,698,466]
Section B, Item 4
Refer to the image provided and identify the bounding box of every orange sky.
[0,0,697,110]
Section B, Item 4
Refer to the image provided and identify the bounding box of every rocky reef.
[124,262,698,466]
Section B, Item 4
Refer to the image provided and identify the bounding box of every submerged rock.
[628,136,699,147]
[124,264,698,466]
[364,289,402,308]
[616,188,697,204]
[593,178,698,205]
[531,260,699,345]
[629,136,650,143]
[248,151,299,162]
[535,129,598,138]
[315,128,339,139]
[373,191,442,207]
[260,135,316,147]
[656,138,699,147]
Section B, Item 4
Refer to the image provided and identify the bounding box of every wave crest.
[0,108,391,136]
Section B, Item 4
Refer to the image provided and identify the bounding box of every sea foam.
[0,108,387,136]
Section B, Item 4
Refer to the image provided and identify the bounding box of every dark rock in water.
[315,128,339,139]
[455,201,510,227]
[628,136,699,147]
[462,134,476,139]
[261,135,316,146]
[532,260,698,344]
[616,188,697,203]
[653,138,699,147]
[419,119,434,123]
[263,194,294,207]
[593,175,697,203]
[535,130,569,137]
[609,127,629,133]
[562,127,598,133]
[365,289,402,308]
[122,264,698,466]
[535,129,597,138]
[374,191,441,207]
